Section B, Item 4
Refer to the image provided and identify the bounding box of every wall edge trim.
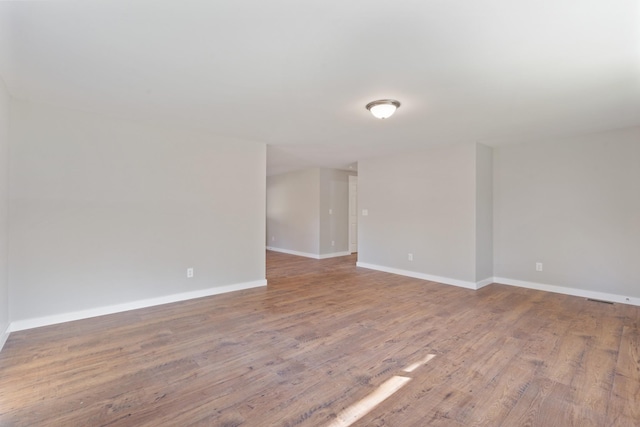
[266,246,320,259]
[476,277,494,289]
[319,251,351,259]
[356,262,479,290]
[350,265,640,306]
[493,277,640,307]
[0,323,10,352]
[9,279,267,333]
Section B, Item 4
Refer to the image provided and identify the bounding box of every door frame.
[348,175,358,254]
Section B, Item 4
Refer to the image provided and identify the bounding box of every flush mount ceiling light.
[366,99,401,119]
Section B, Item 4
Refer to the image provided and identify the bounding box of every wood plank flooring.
[1,251,639,426]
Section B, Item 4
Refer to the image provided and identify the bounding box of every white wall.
[266,167,352,258]
[358,144,487,286]
[475,143,493,281]
[319,168,352,255]
[9,101,266,325]
[266,168,320,256]
[0,77,9,347]
[494,127,640,299]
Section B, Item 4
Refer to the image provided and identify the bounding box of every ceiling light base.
[366,99,401,119]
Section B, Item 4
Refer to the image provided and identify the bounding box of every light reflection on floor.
[327,354,436,427]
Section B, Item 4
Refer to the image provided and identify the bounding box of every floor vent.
[587,298,614,305]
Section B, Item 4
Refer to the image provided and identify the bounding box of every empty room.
[0,1,639,426]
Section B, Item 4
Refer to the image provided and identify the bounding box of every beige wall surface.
[319,168,352,255]
[358,144,478,282]
[0,78,9,337]
[5,95,637,330]
[266,168,320,255]
[267,167,352,257]
[9,101,266,322]
[493,127,640,297]
[475,143,493,282]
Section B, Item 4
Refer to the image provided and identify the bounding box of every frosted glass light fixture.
[366,99,401,119]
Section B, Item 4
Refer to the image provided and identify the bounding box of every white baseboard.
[319,251,351,259]
[356,262,483,290]
[0,322,10,352]
[493,277,640,307]
[267,247,350,260]
[9,279,267,333]
[267,246,319,259]
[353,264,640,306]
[476,277,494,289]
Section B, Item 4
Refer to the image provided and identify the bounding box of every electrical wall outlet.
[331,240,335,246]
[187,268,194,278]
[536,262,543,272]
[362,209,368,216]
[408,253,413,261]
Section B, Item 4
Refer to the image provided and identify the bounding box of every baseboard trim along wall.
[0,324,10,352]
[6,269,637,345]
[356,262,484,290]
[266,247,351,260]
[319,251,352,259]
[493,277,640,307]
[475,277,494,289]
[355,263,640,306]
[9,279,268,333]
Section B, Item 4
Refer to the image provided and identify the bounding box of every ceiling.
[1,1,639,175]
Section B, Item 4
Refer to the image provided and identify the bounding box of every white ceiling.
[1,1,639,175]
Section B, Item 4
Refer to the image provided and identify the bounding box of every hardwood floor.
[1,251,638,426]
